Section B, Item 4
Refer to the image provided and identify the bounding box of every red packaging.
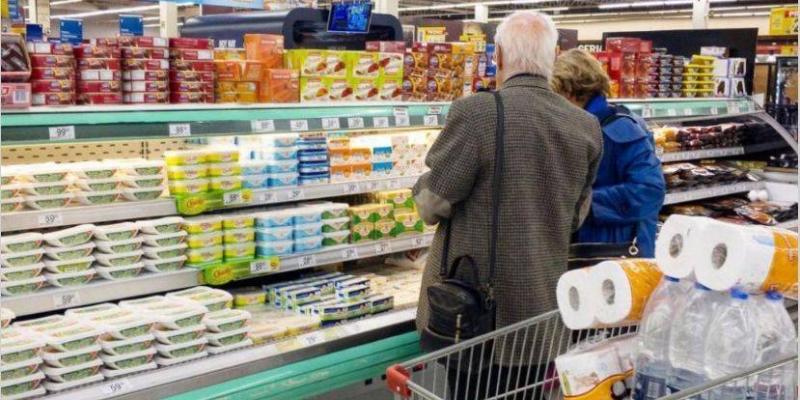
[118,36,168,48]
[639,40,653,54]
[621,53,637,80]
[30,54,74,68]
[31,67,74,80]
[593,51,610,75]
[27,42,73,55]
[123,80,168,92]
[79,69,122,81]
[607,52,624,81]
[169,38,214,50]
[78,58,121,70]
[366,41,406,53]
[123,92,169,104]
[636,53,653,79]
[169,70,214,82]
[619,78,636,98]
[77,80,121,93]
[170,81,213,92]
[86,38,120,47]
[74,45,121,59]
[170,91,213,103]
[170,60,215,72]
[605,37,641,53]
[123,59,169,70]
[32,92,74,106]
[77,92,123,104]
[169,48,214,61]
[31,80,75,93]
[123,69,168,81]
[2,83,31,108]
[121,47,169,59]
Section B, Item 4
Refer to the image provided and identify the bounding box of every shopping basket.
[386,309,799,400]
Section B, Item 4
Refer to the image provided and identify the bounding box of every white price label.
[302,331,325,347]
[667,109,678,117]
[287,189,305,201]
[373,116,390,128]
[101,378,133,396]
[321,117,340,130]
[394,115,410,127]
[728,103,740,114]
[374,241,392,254]
[388,179,402,189]
[423,115,439,126]
[365,180,382,191]
[710,107,719,115]
[223,190,247,206]
[393,107,409,118]
[683,108,693,116]
[341,247,359,260]
[250,259,272,274]
[169,123,191,137]
[347,117,365,129]
[412,236,426,247]
[38,213,64,227]
[251,119,275,132]
[49,125,75,141]
[641,106,653,118]
[257,191,275,204]
[298,254,316,268]
[290,119,309,132]
[423,234,434,246]
[342,182,360,194]
[53,291,81,308]
[427,106,443,115]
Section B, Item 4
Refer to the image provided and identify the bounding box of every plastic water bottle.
[704,289,758,400]
[752,291,798,400]
[633,276,691,400]
[666,283,727,396]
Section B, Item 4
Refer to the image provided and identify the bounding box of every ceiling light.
[51,4,159,19]
[714,10,770,17]
[142,16,160,21]
[51,0,83,5]
[599,3,633,9]
[400,0,549,12]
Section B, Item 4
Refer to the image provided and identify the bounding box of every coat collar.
[584,94,615,123]
[501,74,550,91]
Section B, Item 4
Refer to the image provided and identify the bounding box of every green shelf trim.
[166,331,422,400]
[613,98,755,119]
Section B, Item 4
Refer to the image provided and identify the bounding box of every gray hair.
[494,11,558,78]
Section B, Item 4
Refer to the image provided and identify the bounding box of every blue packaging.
[299,162,330,174]
[293,222,323,239]
[256,240,294,257]
[254,211,294,228]
[266,160,299,174]
[255,226,294,242]
[293,208,322,225]
[242,174,270,189]
[372,146,392,162]
[268,173,299,187]
[294,236,323,252]
[262,147,298,161]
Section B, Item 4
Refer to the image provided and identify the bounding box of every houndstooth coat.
[413,74,603,366]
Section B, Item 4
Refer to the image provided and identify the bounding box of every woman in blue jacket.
[551,49,665,258]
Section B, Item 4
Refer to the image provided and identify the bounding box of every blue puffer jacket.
[575,94,666,257]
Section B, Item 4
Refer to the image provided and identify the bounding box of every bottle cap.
[665,276,680,282]
[765,291,783,301]
[730,288,748,300]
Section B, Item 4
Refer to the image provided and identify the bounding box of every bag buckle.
[483,285,495,310]
[628,237,639,257]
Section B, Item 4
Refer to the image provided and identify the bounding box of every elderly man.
[413,10,603,399]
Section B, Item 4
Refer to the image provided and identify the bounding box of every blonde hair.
[551,48,610,103]
[494,11,558,78]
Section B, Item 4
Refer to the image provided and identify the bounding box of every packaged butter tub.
[256,240,293,257]
[153,324,206,345]
[37,323,102,352]
[203,309,251,332]
[294,236,322,253]
[322,217,350,233]
[222,214,255,230]
[168,286,233,311]
[136,216,184,235]
[25,192,74,210]
[183,215,222,234]
[242,174,269,189]
[293,208,322,225]
[283,315,321,336]
[1,276,47,296]
[94,250,143,267]
[224,243,256,259]
[207,162,242,177]
[95,263,145,280]
[143,243,188,260]
[74,177,121,192]
[44,224,95,247]
[141,231,188,247]
[119,159,164,177]
[0,263,45,281]
[321,203,349,219]
[42,358,102,383]
[266,159,299,174]
[249,324,288,345]
[155,336,208,359]
[204,148,239,164]
[268,172,299,187]
[262,146,298,161]
[143,255,187,273]
[41,344,100,368]
[43,372,103,392]
[207,326,250,347]
[294,222,323,238]
[322,231,350,247]
[122,186,165,201]
[167,164,208,180]
[0,248,45,268]
[89,313,154,340]
[1,197,25,213]
[99,347,156,370]
[1,356,42,381]
[72,162,117,180]
[1,371,45,399]
[94,237,143,254]
[254,210,293,228]
[43,256,95,273]
[122,174,164,189]
[99,334,155,356]
[255,226,293,242]
[74,190,121,206]
[19,180,72,196]
[18,164,69,183]
[164,150,207,166]
[240,160,269,176]
[0,334,44,364]
[46,269,97,287]
[186,245,223,265]
[210,176,243,191]
[230,287,266,309]
[186,231,223,249]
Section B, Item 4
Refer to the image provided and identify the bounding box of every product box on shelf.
[27,42,73,55]
[259,69,299,103]
[119,36,169,48]
[76,80,121,93]
[366,41,406,54]
[170,48,215,61]
[2,34,32,83]
[2,83,31,108]
[605,37,641,53]
[243,34,284,69]
[169,38,214,50]
[31,79,75,93]
[32,92,74,106]
[121,47,170,59]
[30,55,75,69]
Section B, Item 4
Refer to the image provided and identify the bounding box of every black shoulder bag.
[420,91,504,355]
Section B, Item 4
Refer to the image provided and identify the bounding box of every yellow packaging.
[328,137,350,149]
[325,77,353,101]
[187,232,224,249]
[349,204,378,225]
[224,243,256,259]
[216,92,238,103]
[286,49,327,77]
[351,222,373,243]
[392,211,424,237]
[210,176,243,191]
[300,77,328,102]
[349,51,380,79]
[216,81,237,92]
[324,50,348,77]
[207,163,242,177]
[378,77,402,101]
[588,259,662,326]
[371,219,395,241]
[204,149,239,164]
[214,49,247,60]
[187,245,224,265]
[350,148,372,163]
[770,6,798,35]
[377,52,403,78]
[167,165,208,180]
[168,178,210,195]
[223,215,255,230]
[374,189,415,213]
[183,216,223,234]
[164,150,207,166]
[351,162,372,179]
[350,77,380,101]
[329,148,353,166]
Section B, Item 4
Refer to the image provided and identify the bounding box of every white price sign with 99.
[101,378,133,396]
[54,291,81,308]
[38,213,64,227]
[347,117,365,129]
[290,119,309,132]
[49,126,75,141]
[373,116,390,128]
[298,254,316,268]
[169,123,191,137]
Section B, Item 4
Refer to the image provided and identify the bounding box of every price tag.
[49,125,75,141]
[169,123,191,137]
[667,109,678,117]
[287,189,305,201]
[301,331,325,347]
[290,119,309,132]
[250,259,273,274]
[374,241,392,254]
[393,107,409,118]
[38,213,64,227]
[298,254,316,269]
[321,117,340,130]
[423,115,439,126]
[257,191,275,204]
[388,179,402,189]
[683,108,693,116]
[365,180,382,191]
[101,379,133,396]
[223,190,247,206]
[728,103,740,114]
[53,291,81,308]
[394,114,410,127]
[347,117,365,129]
[341,247,359,260]
[412,236,426,247]
[251,119,275,132]
[373,116,390,128]
[710,106,719,115]
[427,106,443,115]
[342,182,360,194]
[655,146,665,158]
[641,106,653,118]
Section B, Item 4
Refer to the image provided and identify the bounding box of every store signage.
[250,257,279,274]
[373,116,389,128]
[119,15,143,36]
[26,24,44,41]
[101,378,133,396]
[251,119,275,132]
[49,125,75,141]
[53,291,81,308]
[347,117,364,129]
[423,115,439,126]
[169,123,191,137]
[59,19,83,45]
[290,119,309,132]
[321,117,340,130]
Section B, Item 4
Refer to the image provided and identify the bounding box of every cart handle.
[386,365,411,397]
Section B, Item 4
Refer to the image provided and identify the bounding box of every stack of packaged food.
[75,42,123,105]
[43,225,97,289]
[138,217,188,273]
[28,42,76,106]
[170,38,215,103]
[92,222,145,281]
[120,36,170,104]
[1,232,47,298]
[1,325,46,399]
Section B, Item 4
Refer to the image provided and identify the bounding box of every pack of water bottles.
[634,218,799,400]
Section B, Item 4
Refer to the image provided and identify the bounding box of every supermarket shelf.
[0,199,177,233]
[245,175,422,208]
[3,270,202,317]
[664,181,765,205]
[1,102,448,143]
[659,141,788,163]
[40,307,417,400]
[611,98,756,120]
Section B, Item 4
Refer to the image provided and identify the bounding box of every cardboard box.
[770,6,798,35]
[170,48,214,61]
[351,78,380,101]
[123,58,167,71]
[732,77,747,97]
[286,49,327,77]
[605,37,641,53]
[121,47,169,59]
[327,77,354,101]
[169,38,214,50]
[299,77,328,102]
[244,34,284,57]
[260,69,299,103]
[2,83,31,108]
[350,51,380,79]
[119,36,169,48]
[75,45,120,58]
[378,77,402,101]
[31,79,75,93]
[377,53,403,78]
[713,77,731,97]
[32,92,74,106]
[214,49,247,60]
[713,58,731,77]
[366,41,406,53]
[729,58,746,77]
[170,60,215,72]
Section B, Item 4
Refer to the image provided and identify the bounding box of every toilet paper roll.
[557,268,599,330]
[655,215,722,279]
[589,259,663,326]
[695,223,798,294]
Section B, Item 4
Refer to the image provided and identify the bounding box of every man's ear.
[496,45,503,70]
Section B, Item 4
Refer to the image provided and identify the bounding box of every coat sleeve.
[572,126,603,232]
[413,100,481,225]
[591,135,666,224]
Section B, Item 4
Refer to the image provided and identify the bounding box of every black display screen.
[327,2,373,34]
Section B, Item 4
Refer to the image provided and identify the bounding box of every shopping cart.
[386,309,799,400]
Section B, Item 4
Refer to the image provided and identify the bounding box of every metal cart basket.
[387,309,798,400]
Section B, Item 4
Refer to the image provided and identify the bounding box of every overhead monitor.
[327,1,373,34]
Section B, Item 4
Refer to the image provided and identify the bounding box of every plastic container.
[99,334,155,356]
[294,222,323,239]
[203,309,251,333]
[222,214,255,230]
[136,216,184,235]
[168,178,209,195]
[204,149,239,164]
[1,356,42,380]
[141,231,188,247]
[207,337,252,354]
[122,174,165,189]
[73,177,121,192]
[183,216,222,234]
[94,250,143,267]
[268,173,299,187]
[143,256,187,273]
[294,236,323,253]
[322,217,350,233]
[100,347,156,370]
[43,243,95,261]
[46,269,97,287]
[42,372,103,392]
[222,228,255,244]
[42,358,103,383]
[95,263,145,280]
[143,243,188,260]
[0,263,45,281]
[43,256,95,273]
[262,146,298,161]
[21,165,69,183]
[151,305,208,330]
[207,162,242,177]
[293,209,322,225]
[266,159,299,174]
[250,325,288,345]
[94,237,143,254]
[322,231,350,247]
[74,190,121,206]
[224,243,256,259]
[207,327,250,347]
[321,203,349,220]
[1,197,25,213]
[256,240,293,257]
[101,361,157,378]
[155,337,208,359]
[1,308,15,328]
[1,275,46,296]
[209,176,243,191]
[1,182,22,199]
[167,164,209,181]
[254,210,293,228]
[38,324,102,352]
[0,335,45,364]
[1,372,45,398]
[164,150,206,166]
[255,226,294,242]
[155,350,208,366]
[44,225,95,247]
[41,344,100,368]
[24,192,73,210]
[152,324,206,345]
[0,248,45,268]
[242,174,269,189]
[19,181,72,196]
[240,160,269,176]
[72,162,117,180]
[168,286,233,311]
[119,159,164,177]
[186,232,223,249]
[186,245,223,265]
[1,233,44,253]
[122,186,165,201]
[283,315,321,336]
